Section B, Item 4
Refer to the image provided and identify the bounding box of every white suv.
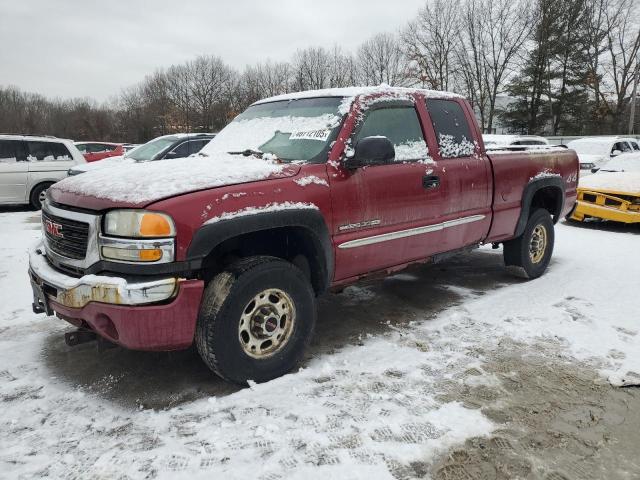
[0,135,85,209]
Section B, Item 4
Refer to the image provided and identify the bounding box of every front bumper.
[29,244,178,308]
[571,193,640,224]
[29,243,204,351]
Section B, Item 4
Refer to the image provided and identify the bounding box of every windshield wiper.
[227,149,266,157]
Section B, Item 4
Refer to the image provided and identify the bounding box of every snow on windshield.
[600,154,640,173]
[203,98,343,163]
[567,140,610,156]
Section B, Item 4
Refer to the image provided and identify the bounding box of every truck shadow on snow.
[41,249,522,410]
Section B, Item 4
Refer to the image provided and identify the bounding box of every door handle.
[423,175,440,189]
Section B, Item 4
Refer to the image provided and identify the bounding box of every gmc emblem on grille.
[45,219,64,238]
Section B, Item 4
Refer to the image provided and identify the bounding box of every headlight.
[100,210,176,264]
[104,210,175,238]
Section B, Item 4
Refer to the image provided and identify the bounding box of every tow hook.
[65,329,97,347]
[64,329,118,352]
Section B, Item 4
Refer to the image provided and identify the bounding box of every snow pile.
[204,202,318,224]
[579,172,640,194]
[294,176,329,187]
[437,134,475,158]
[54,154,288,204]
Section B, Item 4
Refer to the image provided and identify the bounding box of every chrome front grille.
[42,209,89,260]
[41,201,101,271]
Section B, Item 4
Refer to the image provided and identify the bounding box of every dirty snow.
[204,202,318,225]
[1,208,639,479]
[53,154,287,204]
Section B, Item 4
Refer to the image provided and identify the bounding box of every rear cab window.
[425,99,476,158]
[352,103,429,162]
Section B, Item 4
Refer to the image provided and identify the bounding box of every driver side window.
[169,141,191,158]
[353,106,428,162]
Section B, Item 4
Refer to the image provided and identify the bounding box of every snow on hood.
[52,153,289,205]
[576,153,606,164]
[71,155,133,173]
[579,172,640,195]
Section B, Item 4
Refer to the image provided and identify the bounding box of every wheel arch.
[514,177,565,238]
[187,209,334,295]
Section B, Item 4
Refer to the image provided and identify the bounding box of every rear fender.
[514,177,565,238]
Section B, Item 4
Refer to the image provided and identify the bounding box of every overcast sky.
[0,0,426,102]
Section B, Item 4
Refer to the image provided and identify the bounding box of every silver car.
[0,135,85,209]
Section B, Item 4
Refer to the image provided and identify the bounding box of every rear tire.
[195,256,316,385]
[29,182,53,210]
[504,209,555,279]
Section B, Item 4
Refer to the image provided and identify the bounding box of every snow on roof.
[579,171,640,195]
[0,134,71,143]
[53,153,287,205]
[253,85,462,108]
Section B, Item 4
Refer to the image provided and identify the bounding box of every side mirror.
[611,149,622,157]
[344,136,395,169]
[164,151,179,159]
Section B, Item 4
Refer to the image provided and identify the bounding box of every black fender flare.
[514,176,565,238]
[186,208,334,293]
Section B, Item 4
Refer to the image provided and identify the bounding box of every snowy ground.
[0,208,639,479]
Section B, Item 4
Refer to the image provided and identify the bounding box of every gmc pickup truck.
[29,86,579,384]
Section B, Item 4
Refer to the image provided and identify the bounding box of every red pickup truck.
[29,86,579,384]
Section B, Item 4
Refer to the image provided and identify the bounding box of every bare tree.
[599,0,640,130]
[357,33,410,86]
[458,0,532,132]
[292,47,331,90]
[402,0,461,90]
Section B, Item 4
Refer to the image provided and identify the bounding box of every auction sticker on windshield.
[289,129,332,141]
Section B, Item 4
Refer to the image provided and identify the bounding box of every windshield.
[203,97,344,163]
[600,155,640,172]
[567,140,611,156]
[127,137,176,161]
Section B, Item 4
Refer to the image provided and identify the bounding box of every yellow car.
[570,156,640,223]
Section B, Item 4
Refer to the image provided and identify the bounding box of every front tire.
[195,256,316,385]
[29,182,53,210]
[504,208,555,279]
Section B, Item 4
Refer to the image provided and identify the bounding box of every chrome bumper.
[29,243,178,309]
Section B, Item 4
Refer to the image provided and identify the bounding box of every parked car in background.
[74,142,124,162]
[570,154,640,224]
[30,86,578,384]
[0,135,85,209]
[566,136,640,173]
[122,143,141,153]
[483,134,550,150]
[68,133,215,175]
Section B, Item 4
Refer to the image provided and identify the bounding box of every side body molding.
[186,209,334,293]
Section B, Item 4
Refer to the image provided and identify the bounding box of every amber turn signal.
[140,213,173,237]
